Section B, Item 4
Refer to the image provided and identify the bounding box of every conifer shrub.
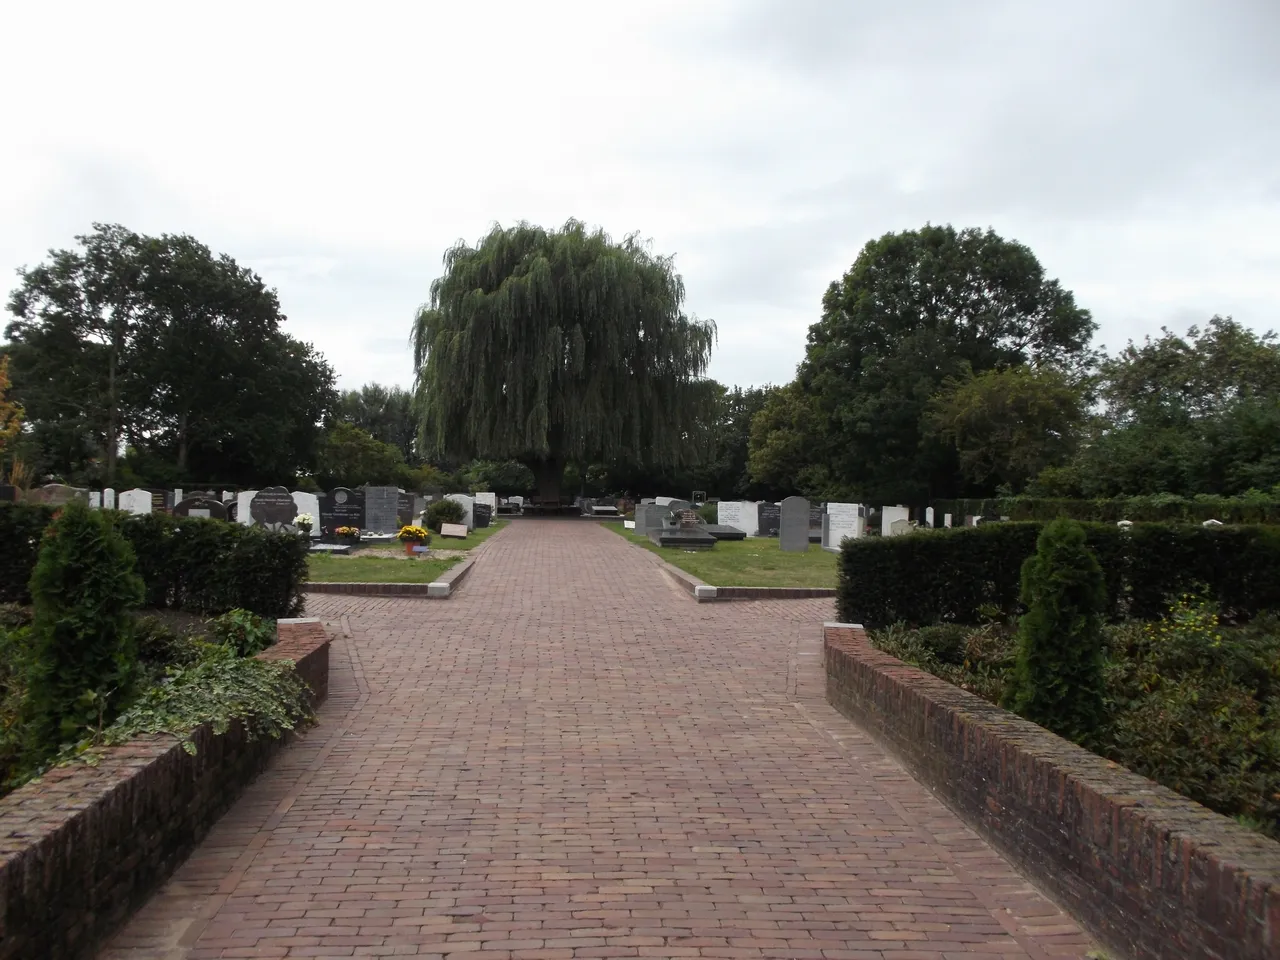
[23,502,144,760]
[425,498,465,533]
[1004,518,1108,744]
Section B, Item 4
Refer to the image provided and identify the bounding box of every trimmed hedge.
[930,495,1280,525]
[837,522,1280,628]
[0,503,307,618]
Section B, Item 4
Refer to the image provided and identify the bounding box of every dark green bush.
[0,505,308,618]
[931,495,1280,526]
[837,521,1280,627]
[426,498,465,533]
[0,503,57,604]
[207,609,276,657]
[696,503,718,524]
[24,502,144,758]
[1005,520,1108,743]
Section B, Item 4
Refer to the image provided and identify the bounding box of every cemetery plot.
[307,552,458,584]
[606,521,836,588]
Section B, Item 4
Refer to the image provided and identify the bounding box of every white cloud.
[2,0,1276,391]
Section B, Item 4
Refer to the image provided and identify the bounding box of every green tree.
[5,224,336,486]
[0,354,23,458]
[461,459,535,495]
[1005,519,1107,745]
[747,383,838,498]
[316,422,404,488]
[758,225,1095,502]
[411,220,717,502]
[24,502,144,760]
[925,365,1086,492]
[337,383,417,462]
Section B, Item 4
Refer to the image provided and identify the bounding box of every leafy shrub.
[132,613,209,670]
[697,502,718,524]
[837,521,1280,627]
[1005,519,1108,744]
[207,609,276,657]
[0,505,308,618]
[426,498,465,533]
[65,643,312,758]
[0,503,56,604]
[24,502,144,760]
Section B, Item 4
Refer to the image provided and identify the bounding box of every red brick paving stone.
[101,519,1094,959]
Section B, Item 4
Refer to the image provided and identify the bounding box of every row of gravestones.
[712,499,967,553]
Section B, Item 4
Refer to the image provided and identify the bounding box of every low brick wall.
[824,623,1280,960]
[0,618,331,960]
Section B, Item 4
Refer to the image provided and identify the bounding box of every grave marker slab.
[779,496,810,552]
[823,502,862,551]
[291,491,321,536]
[440,522,468,539]
[882,505,911,536]
[250,487,297,528]
[236,490,258,526]
[446,493,475,530]
[102,488,116,510]
[473,502,492,528]
[319,487,365,533]
[716,500,759,537]
[364,486,401,534]
[757,502,781,537]
[119,488,153,515]
[173,495,229,521]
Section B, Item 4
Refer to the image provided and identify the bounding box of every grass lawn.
[355,520,509,554]
[604,522,837,588]
[307,553,459,583]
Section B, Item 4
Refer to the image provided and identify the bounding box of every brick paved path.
[104,520,1092,959]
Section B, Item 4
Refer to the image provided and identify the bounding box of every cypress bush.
[837,521,1280,627]
[0,503,57,604]
[426,498,465,533]
[24,502,145,757]
[1004,519,1108,743]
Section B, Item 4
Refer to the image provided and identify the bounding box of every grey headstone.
[779,496,810,552]
[364,485,401,534]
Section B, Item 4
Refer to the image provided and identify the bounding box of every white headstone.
[119,488,153,515]
[882,506,911,536]
[237,490,258,526]
[654,496,678,507]
[890,518,913,536]
[88,491,102,509]
[716,500,759,537]
[446,493,475,530]
[221,490,235,504]
[103,488,116,510]
[292,491,321,536]
[475,491,498,516]
[173,488,183,505]
[823,502,862,551]
[508,495,524,508]
[944,513,953,528]
[925,506,934,527]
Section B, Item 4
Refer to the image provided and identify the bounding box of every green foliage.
[425,498,465,533]
[24,502,144,759]
[925,366,1087,491]
[317,421,405,488]
[753,224,1095,502]
[0,502,57,604]
[837,521,1280,627]
[411,220,717,501]
[207,609,276,657]
[336,382,417,462]
[931,493,1280,525]
[4,223,336,487]
[71,643,311,758]
[696,502,718,524]
[461,459,535,495]
[1005,520,1107,743]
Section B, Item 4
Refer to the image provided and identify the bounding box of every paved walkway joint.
[104,519,1092,959]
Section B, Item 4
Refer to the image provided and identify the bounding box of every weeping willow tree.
[411,220,717,501]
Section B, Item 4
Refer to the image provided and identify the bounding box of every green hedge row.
[837,522,1280,628]
[929,496,1280,525]
[0,503,307,618]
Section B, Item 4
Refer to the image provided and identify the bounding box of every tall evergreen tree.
[411,220,717,501]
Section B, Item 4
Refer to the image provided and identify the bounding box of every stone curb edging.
[305,555,477,599]
[0,619,332,960]
[823,621,1280,960]
[658,559,835,601]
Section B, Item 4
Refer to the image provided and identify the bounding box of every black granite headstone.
[319,487,365,532]
[173,495,229,521]
[397,492,415,528]
[473,502,492,528]
[249,486,297,527]
[757,502,781,537]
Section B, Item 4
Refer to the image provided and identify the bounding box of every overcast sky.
[1,1,1276,391]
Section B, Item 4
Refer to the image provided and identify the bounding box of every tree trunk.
[532,458,564,504]
[177,410,189,472]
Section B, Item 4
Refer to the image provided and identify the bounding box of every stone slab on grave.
[363,486,401,534]
[102,488,116,510]
[779,496,811,552]
[292,491,321,536]
[716,500,758,537]
[320,487,365,533]
[440,522,469,539]
[119,488,153,515]
[308,542,352,555]
[882,505,911,536]
[647,526,716,550]
[473,502,492,528]
[703,524,746,541]
[249,487,298,529]
[823,502,862,551]
[173,495,229,521]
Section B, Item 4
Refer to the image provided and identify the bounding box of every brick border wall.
[823,623,1280,960]
[304,554,477,598]
[0,619,331,960]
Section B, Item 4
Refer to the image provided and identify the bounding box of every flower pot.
[404,541,423,556]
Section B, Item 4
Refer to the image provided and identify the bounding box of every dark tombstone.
[397,492,415,528]
[150,490,168,513]
[319,487,365,533]
[473,502,492,528]
[364,485,400,534]
[0,485,16,503]
[757,502,781,537]
[779,496,811,552]
[249,486,298,528]
[173,495,229,521]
